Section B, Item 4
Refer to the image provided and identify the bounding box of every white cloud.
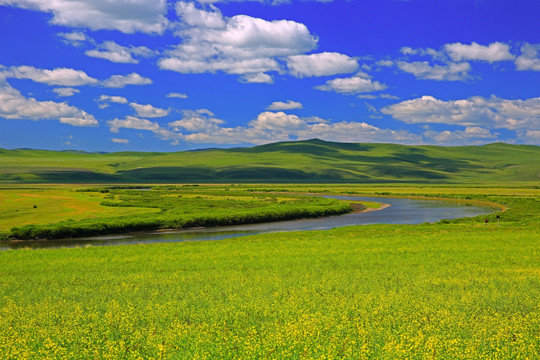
[176,1,226,28]
[357,94,377,99]
[85,41,155,63]
[380,94,400,100]
[129,102,170,118]
[375,59,393,67]
[396,61,471,81]
[315,73,387,94]
[108,116,160,133]
[286,52,358,77]
[7,65,98,86]
[444,42,514,63]
[295,121,421,144]
[53,87,80,97]
[167,92,188,99]
[102,73,152,88]
[521,130,540,144]
[423,127,498,145]
[240,73,274,84]
[381,95,540,131]
[399,46,443,60]
[515,43,540,71]
[0,80,98,126]
[58,31,89,46]
[103,104,420,146]
[266,100,303,110]
[0,0,168,34]
[250,111,307,130]
[97,95,128,104]
[175,109,421,145]
[169,109,225,132]
[111,138,129,144]
[180,112,421,145]
[96,95,128,109]
[357,93,399,100]
[400,47,417,56]
[159,3,317,81]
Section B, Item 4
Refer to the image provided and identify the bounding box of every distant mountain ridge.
[1,139,539,183]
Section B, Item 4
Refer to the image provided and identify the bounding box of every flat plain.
[1,183,539,359]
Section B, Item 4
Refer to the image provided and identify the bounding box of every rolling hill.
[1,139,539,183]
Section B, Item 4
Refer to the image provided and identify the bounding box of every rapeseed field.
[0,185,538,359]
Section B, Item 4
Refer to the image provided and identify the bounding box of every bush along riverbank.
[7,187,353,240]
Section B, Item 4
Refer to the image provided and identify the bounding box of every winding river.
[1,195,496,250]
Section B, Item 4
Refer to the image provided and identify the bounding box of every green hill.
[1,139,539,183]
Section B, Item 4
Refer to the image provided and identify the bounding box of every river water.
[1,195,495,250]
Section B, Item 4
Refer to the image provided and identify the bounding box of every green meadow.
[1,139,540,183]
[0,186,352,240]
[1,184,539,359]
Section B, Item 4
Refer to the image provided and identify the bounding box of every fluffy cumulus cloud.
[396,61,471,81]
[85,41,155,63]
[158,1,318,81]
[240,73,274,84]
[175,1,226,28]
[315,73,387,94]
[250,111,307,130]
[108,116,161,133]
[53,87,80,97]
[515,43,540,71]
[395,41,517,81]
[106,104,421,145]
[58,31,89,46]
[111,138,129,144]
[102,73,152,88]
[169,109,225,132]
[96,95,128,108]
[175,110,422,145]
[0,0,168,34]
[444,42,514,63]
[423,127,499,145]
[381,95,540,132]
[266,100,303,110]
[129,102,170,118]
[6,65,98,86]
[295,121,421,144]
[286,52,359,77]
[0,80,98,126]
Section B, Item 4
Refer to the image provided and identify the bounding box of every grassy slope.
[1,139,539,183]
[0,186,538,358]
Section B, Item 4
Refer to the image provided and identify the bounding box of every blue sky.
[1,0,540,151]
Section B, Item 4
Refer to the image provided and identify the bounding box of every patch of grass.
[0,188,159,232]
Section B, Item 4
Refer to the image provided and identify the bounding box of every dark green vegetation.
[4,186,352,240]
[1,185,538,359]
[1,139,539,183]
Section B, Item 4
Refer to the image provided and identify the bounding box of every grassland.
[0,187,159,232]
[0,184,539,359]
[0,185,353,240]
[1,139,540,183]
